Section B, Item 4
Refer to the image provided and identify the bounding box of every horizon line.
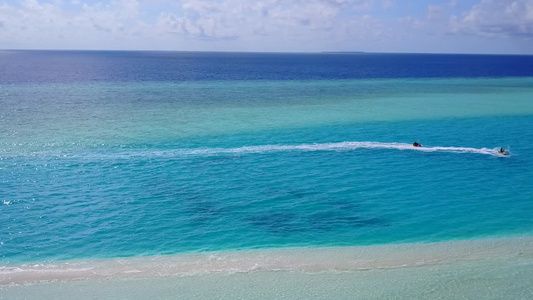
[1,49,532,56]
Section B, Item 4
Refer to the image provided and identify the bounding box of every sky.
[0,0,532,54]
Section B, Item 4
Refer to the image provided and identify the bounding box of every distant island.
[321,51,367,54]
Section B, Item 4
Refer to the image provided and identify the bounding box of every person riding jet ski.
[413,142,422,147]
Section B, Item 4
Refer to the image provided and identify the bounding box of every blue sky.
[0,0,532,54]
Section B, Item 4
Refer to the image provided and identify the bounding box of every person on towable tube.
[413,142,422,147]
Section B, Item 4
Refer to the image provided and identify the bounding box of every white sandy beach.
[1,236,531,299]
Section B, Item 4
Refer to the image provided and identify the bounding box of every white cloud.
[0,0,145,48]
[351,0,375,11]
[0,0,531,53]
[155,0,380,41]
[398,16,424,30]
[427,5,444,21]
[450,0,533,38]
[381,0,394,10]
[0,0,384,50]
[342,14,390,40]
[448,0,458,8]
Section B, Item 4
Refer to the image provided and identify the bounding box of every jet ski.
[413,142,422,147]
[498,148,509,155]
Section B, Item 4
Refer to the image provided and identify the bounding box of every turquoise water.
[1,75,532,264]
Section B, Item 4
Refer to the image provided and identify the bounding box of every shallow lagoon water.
[2,77,532,264]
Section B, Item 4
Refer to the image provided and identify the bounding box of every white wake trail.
[2,142,508,160]
[146,142,506,158]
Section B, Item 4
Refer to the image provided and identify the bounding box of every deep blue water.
[1,51,533,84]
[1,51,532,264]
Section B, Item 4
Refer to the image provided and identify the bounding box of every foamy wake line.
[0,237,530,285]
[2,142,508,160]
[120,142,507,159]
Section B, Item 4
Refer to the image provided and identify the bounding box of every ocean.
[1,51,532,298]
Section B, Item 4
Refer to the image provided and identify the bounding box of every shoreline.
[2,236,531,286]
